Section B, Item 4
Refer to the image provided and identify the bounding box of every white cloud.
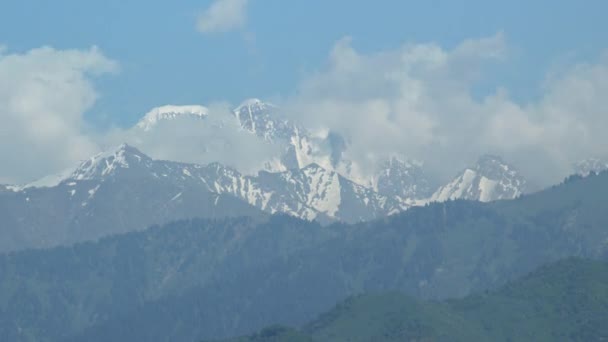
[0,46,117,184]
[197,0,249,34]
[103,102,283,174]
[282,33,608,185]
[4,34,606,189]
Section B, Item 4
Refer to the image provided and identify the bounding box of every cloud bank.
[197,0,249,34]
[2,34,607,189]
[283,33,608,185]
[104,102,283,174]
[0,46,117,184]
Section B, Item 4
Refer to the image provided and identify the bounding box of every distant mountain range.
[1,170,608,341]
[0,143,411,252]
[120,98,533,201]
[0,143,526,253]
[2,99,607,253]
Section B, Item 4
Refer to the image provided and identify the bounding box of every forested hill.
[223,258,608,342]
[1,172,608,341]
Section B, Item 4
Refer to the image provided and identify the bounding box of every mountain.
[228,258,608,342]
[430,154,527,202]
[200,161,404,223]
[233,99,292,141]
[129,99,436,202]
[372,157,434,201]
[130,100,532,204]
[0,144,261,252]
[2,170,607,341]
[232,99,328,172]
[575,158,608,177]
[0,144,404,252]
[231,101,434,197]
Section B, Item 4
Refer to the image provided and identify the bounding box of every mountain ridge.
[0,144,404,252]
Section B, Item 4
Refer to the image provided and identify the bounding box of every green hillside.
[226,258,608,342]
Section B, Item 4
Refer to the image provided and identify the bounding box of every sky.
[1,0,608,185]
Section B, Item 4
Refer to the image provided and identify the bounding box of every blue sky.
[1,0,607,128]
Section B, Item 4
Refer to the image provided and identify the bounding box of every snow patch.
[88,185,100,199]
[431,169,477,202]
[303,166,342,217]
[136,105,209,131]
[170,192,182,202]
[478,177,497,202]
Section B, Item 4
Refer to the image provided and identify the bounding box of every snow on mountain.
[230,101,435,201]
[0,145,262,253]
[575,158,608,177]
[232,98,293,141]
[232,99,328,172]
[372,157,433,202]
[136,105,209,131]
[8,144,403,225]
[90,99,571,210]
[126,99,439,206]
[10,144,152,192]
[130,100,336,173]
[205,161,405,222]
[70,144,154,180]
[430,155,527,203]
[299,164,342,217]
[234,98,273,114]
[10,99,530,218]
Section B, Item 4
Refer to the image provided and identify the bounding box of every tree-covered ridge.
[1,172,607,341]
[223,258,608,342]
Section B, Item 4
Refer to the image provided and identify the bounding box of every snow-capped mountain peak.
[430,154,527,203]
[71,144,151,181]
[234,98,275,116]
[136,105,209,131]
[8,144,149,191]
[232,99,294,141]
